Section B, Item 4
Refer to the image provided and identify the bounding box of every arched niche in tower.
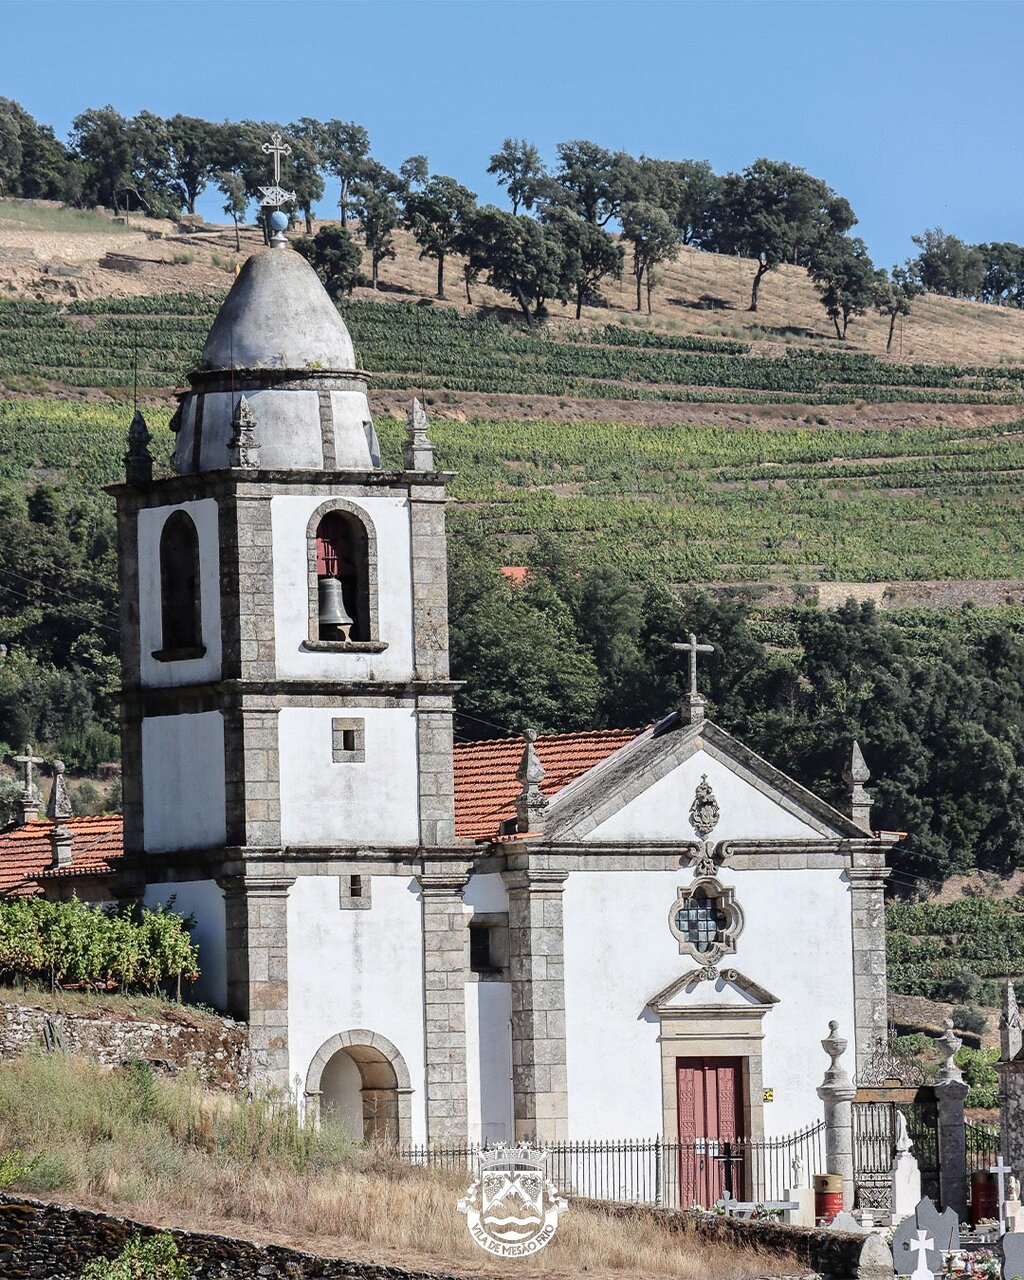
[304,499,386,651]
[154,509,206,661]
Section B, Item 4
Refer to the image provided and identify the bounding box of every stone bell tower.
[112,237,457,1089]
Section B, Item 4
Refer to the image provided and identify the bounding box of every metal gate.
[853,1092,939,1212]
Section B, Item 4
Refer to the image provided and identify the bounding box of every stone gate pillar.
[817,1020,857,1211]
[503,866,569,1143]
[934,1019,970,1220]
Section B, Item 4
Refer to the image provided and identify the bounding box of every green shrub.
[957,1045,1000,1109]
[0,1149,29,1189]
[81,1232,189,1280]
[952,1005,988,1035]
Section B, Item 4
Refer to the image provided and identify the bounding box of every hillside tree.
[873,264,922,353]
[487,137,548,215]
[285,123,325,234]
[353,161,402,288]
[554,139,624,226]
[464,206,566,325]
[163,115,222,214]
[70,105,133,210]
[294,224,363,298]
[403,174,477,300]
[911,228,985,298]
[712,158,856,311]
[321,120,371,226]
[399,154,429,192]
[544,207,623,318]
[214,170,248,252]
[620,202,680,312]
[807,235,877,339]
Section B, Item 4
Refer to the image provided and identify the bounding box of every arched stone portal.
[305,1030,413,1145]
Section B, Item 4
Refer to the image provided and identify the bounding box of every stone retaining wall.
[578,1200,894,1280]
[0,1001,250,1090]
[0,1196,460,1280]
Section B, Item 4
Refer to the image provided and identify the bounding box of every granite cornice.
[108,468,453,504]
[120,679,463,715]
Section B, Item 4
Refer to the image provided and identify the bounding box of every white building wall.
[562,865,855,1140]
[287,874,428,1142]
[137,499,222,688]
[278,707,420,846]
[141,712,226,852]
[270,494,414,682]
[143,879,227,1011]
[585,750,822,842]
[463,872,514,1142]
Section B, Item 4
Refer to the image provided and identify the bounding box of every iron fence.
[966,1120,1001,1174]
[395,1122,826,1210]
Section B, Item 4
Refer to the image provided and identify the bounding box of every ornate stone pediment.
[647,966,779,1015]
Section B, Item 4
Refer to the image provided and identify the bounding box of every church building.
[109,228,895,1182]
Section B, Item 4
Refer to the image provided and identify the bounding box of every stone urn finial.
[937,1017,964,1084]
[820,1020,853,1089]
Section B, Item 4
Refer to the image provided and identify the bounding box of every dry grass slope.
[2,198,1023,368]
[0,1053,803,1280]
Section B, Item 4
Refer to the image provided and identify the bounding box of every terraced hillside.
[5,395,1024,585]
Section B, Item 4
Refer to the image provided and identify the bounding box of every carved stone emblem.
[688,774,720,838]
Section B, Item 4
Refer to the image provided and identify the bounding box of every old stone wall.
[0,1001,250,1090]
[0,1196,460,1280]
[579,1200,894,1280]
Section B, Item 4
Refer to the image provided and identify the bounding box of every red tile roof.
[0,816,122,897]
[0,731,638,887]
[454,729,638,840]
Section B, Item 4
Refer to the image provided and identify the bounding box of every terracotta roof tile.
[0,816,122,897]
[453,729,638,840]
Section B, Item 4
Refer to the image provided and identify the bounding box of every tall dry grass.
[0,1053,801,1278]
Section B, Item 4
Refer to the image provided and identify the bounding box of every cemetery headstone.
[892,1198,958,1276]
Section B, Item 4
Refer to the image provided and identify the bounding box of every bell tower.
[113,240,457,1090]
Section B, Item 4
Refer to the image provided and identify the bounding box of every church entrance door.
[676,1057,745,1207]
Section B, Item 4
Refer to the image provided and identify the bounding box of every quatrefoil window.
[668,876,743,965]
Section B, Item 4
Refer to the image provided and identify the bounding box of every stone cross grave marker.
[893,1198,958,1276]
[908,1230,935,1280]
[993,1158,1014,1234]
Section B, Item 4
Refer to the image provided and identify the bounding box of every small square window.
[332,717,365,763]
[469,913,509,979]
[339,872,371,910]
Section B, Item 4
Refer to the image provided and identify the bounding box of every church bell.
[317,576,354,640]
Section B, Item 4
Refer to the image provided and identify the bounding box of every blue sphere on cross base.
[269,210,289,233]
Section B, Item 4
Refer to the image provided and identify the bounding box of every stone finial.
[49,823,73,868]
[515,730,548,834]
[937,1018,964,1083]
[45,760,73,823]
[1002,981,1023,1062]
[124,409,153,486]
[819,1020,853,1089]
[671,632,714,726]
[842,740,873,833]
[404,398,435,471]
[227,395,261,468]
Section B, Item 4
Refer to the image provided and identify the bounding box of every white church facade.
[111,235,895,1182]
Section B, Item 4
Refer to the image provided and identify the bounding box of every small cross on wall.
[670,632,714,725]
[12,744,44,795]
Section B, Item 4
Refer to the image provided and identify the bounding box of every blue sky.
[3,0,1022,267]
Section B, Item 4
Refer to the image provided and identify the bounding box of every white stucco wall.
[277,707,419,846]
[562,864,855,1140]
[141,712,226,852]
[466,981,514,1143]
[137,499,222,687]
[463,873,509,914]
[270,494,414,681]
[287,874,427,1141]
[586,749,823,842]
[143,879,227,1011]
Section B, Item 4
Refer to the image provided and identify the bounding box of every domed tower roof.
[171,243,379,475]
[200,249,357,373]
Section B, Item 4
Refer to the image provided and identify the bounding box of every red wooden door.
[676,1057,745,1208]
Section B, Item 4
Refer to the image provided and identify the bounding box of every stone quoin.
[105,226,898,1174]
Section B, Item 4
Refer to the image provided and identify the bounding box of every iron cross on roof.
[12,744,44,794]
[259,131,296,209]
[671,633,714,726]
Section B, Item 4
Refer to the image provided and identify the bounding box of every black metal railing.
[966,1120,1001,1174]
[395,1122,826,1210]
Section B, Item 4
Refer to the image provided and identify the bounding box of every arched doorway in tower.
[305,1030,412,1146]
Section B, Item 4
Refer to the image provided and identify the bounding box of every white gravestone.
[891,1110,923,1222]
[784,1153,816,1228]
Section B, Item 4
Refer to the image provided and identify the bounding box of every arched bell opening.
[306,502,378,647]
[306,1030,412,1146]
[157,509,204,658]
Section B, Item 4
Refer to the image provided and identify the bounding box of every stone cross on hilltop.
[671,632,714,726]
